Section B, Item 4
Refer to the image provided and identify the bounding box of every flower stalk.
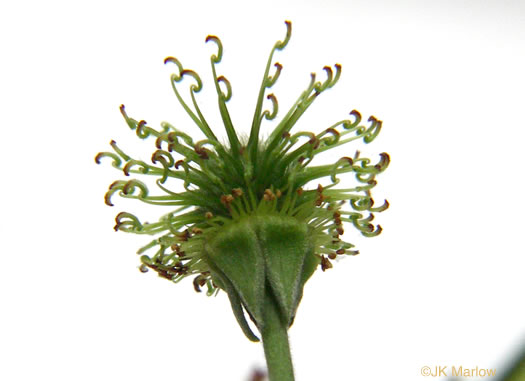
[96,20,389,380]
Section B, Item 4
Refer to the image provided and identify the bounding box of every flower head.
[96,21,389,341]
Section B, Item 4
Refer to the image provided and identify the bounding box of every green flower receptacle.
[204,215,320,341]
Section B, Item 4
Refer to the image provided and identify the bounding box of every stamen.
[321,255,333,271]
[263,189,276,201]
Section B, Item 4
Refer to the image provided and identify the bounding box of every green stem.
[261,284,295,381]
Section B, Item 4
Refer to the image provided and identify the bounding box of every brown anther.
[171,243,179,251]
[177,229,190,242]
[282,131,291,139]
[336,227,344,235]
[336,249,346,255]
[205,212,213,219]
[220,194,234,207]
[250,369,267,381]
[333,211,341,219]
[332,240,340,244]
[175,160,185,169]
[263,189,276,201]
[315,195,325,206]
[298,156,305,164]
[275,189,282,198]
[232,188,243,197]
[334,217,342,225]
[297,187,304,196]
[317,184,323,193]
[321,256,333,271]
[328,253,337,260]
[192,227,203,235]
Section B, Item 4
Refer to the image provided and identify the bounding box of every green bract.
[96,21,389,343]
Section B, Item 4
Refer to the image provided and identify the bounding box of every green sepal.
[204,220,265,326]
[207,262,260,342]
[204,215,319,340]
[257,216,315,327]
[289,244,320,326]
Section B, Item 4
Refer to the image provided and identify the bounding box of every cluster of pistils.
[96,19,389,300]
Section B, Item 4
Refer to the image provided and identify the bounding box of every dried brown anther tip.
[232,188,243,197]
[336,249,346,255]
[177,229,190,241]
[192,227,203,235]
[328,253,337,260]
[220,194,234,207]
[263,189,276,201]
[297,187,304,196]
[321,255,333,271]
[205,212,213,219]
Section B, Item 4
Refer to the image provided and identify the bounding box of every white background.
[1,0,524,380]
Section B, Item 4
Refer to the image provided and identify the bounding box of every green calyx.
[205,214,318,341]
[96,20,389,341]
